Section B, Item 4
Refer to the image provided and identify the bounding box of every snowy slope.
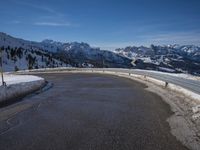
[115,45,200,75]
[1,46,69,72]
[0,32,133,69]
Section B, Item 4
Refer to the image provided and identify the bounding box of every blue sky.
[0,0,200,50]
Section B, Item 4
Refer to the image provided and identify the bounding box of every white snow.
[158,67,176,73]
[0,74,43,86]
[134,69,200,81]
[1,48,68,72]
[0,74,45,103]
[192,105,200,114]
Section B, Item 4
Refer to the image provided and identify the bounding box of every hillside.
[115,45,200,75]
[0,46,68,72]
[0,32,132,71]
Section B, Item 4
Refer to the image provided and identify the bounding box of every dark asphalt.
[0,73,188,150]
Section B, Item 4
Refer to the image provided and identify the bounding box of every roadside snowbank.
[1,74,44,86]
[0,74,45,105]
[134,69,200,81]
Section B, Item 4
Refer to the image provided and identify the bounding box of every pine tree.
[14,66,19,72]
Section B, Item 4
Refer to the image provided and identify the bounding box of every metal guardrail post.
[0,48,6,86]
[165,82,168,88]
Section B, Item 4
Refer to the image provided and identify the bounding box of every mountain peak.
[42,39,55,44]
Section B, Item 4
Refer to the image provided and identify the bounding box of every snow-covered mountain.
[0,32,71,71]
[0,32,132,71]
[0,32,65,52]
[115,44,200,75]
[1,32,199,74]
[0,46,69,72]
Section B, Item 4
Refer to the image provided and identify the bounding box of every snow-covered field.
[0,74,45,104]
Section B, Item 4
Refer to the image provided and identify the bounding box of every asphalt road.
[0,73,188,150]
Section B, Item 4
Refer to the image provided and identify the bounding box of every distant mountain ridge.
[114,44,200,75]
[0,32,199,75]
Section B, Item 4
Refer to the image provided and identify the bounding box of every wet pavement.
[0,73,188,150]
